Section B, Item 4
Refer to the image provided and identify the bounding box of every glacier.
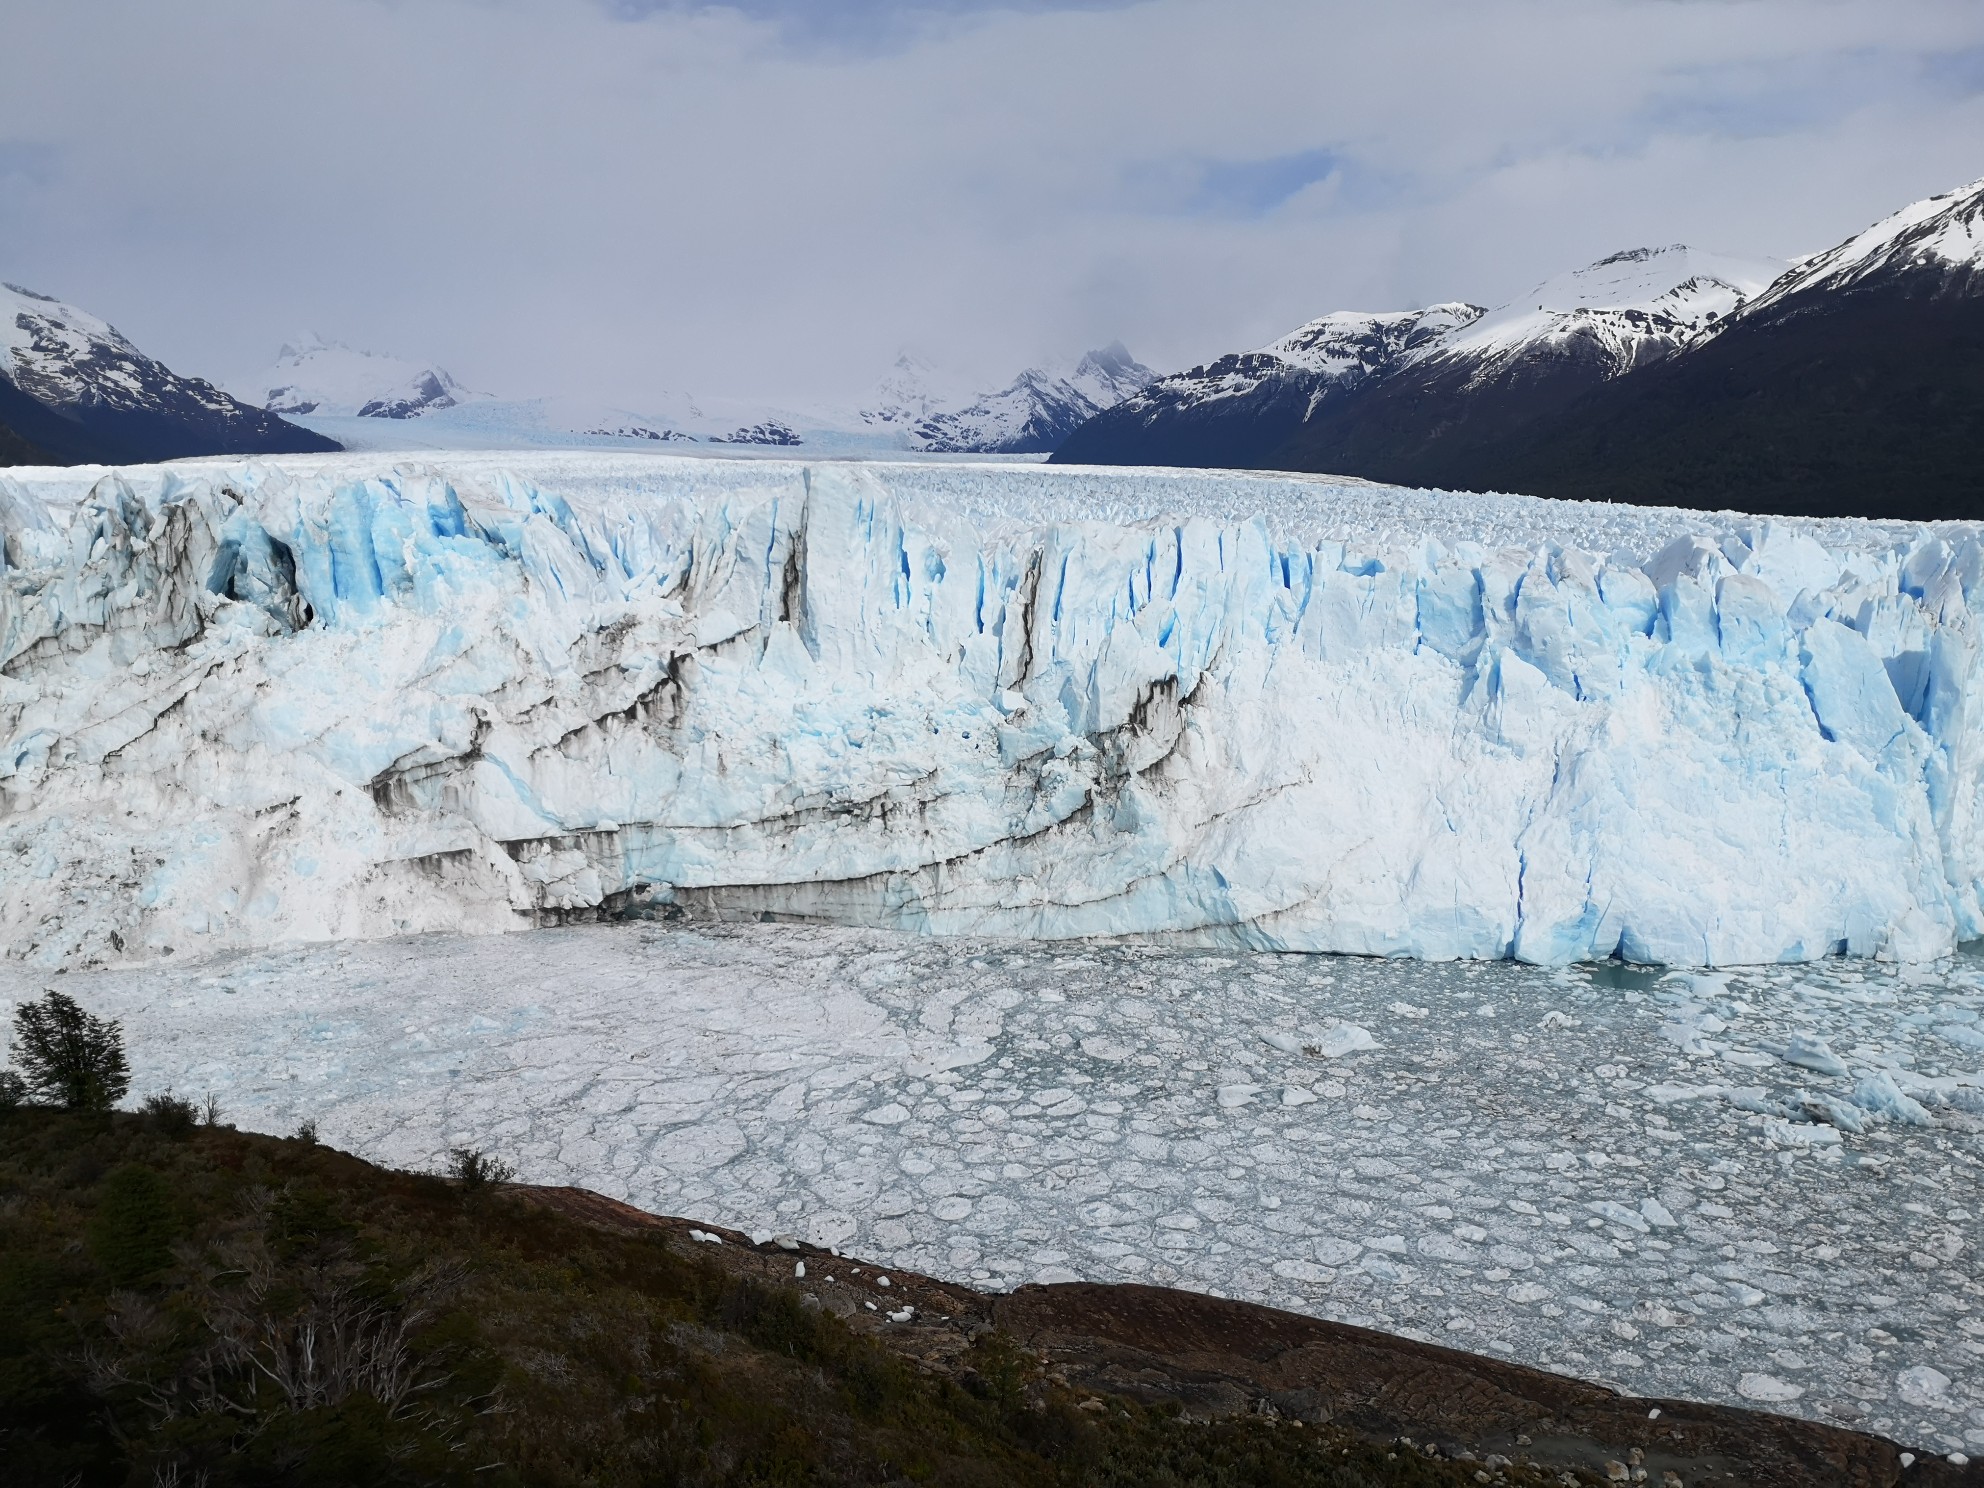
[1,450,1981,970]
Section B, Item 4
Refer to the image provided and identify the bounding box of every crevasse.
[0,453,1978,969]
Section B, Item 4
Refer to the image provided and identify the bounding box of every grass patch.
[0,1108,1556,1486]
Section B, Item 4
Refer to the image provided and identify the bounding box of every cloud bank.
[2,0,1981,406]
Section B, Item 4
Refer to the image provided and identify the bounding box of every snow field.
[6,923,1980,1452]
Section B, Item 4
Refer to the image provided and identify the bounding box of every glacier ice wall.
[1,453,1981,969]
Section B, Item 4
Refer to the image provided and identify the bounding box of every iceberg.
[2,451,1983,970]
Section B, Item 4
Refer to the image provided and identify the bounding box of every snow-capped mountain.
[1732,175,1984,313]
[858,352,978,433]
[0,282,337,466]
[245,333,484,420]
[1057,176,1984,520]
[908,343,1156,454]
[280,346,1155,458]
[1063,306,1482,469]
[1055,245,1782,474]
[1428,177,1984,520]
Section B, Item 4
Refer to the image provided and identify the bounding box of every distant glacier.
[0,451,1977,969]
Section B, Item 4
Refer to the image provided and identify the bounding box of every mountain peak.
[1737,176,1984,315]
[245,337,481,420]
[1,278,336,464]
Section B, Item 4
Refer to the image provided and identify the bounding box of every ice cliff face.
[0,453,1979,970]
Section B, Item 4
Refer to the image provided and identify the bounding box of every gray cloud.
[601,0,1140,53]
[2,0,1981,409]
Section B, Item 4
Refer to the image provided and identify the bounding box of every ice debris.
[1852,1071,1936,1127]
[1311,1025,1377,1058]
[1799,1093,1868,1133]
[1777,1033,1848,1077]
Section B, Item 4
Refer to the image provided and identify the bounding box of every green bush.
[88,1163,179,1284]
[141,1091,200,1137]
[447,1146,515,1191]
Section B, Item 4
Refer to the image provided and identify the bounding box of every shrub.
[200,1092,223,1127]
[0,1068,25,1108]
[447,1146,516,1191]
[295,1118,319,1145]
[139,1091,199,1137]
[11,989,130,1110]
[89,1164,179,1284]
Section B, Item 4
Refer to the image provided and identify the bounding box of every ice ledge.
[1,454,1981,970]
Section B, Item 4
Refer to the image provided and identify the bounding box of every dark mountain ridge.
[1054,182,1984,522]
[1,281,339,467]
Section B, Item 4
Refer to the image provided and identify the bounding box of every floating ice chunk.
[1778,1033,1848,1078]
[1647,1082,1725,1105]
[1508,1282,1552,1304]
[1311,1024,1377,1058]
[1539,1011,1578,1030]
[1281,1085,1318,1106]
[1800,1093,1868,1132]
[1852,1071,1935,1127]
[1937,1024,1984,1053]
[1764,1118,1842,1147]
[906,1045,994,1076]
[1639,1198,1679,1228]
[1897,1365,1951,1407]
[1389,1002,1429,1019]
[1588,1201,1651,1234]
[1273,1258,1335,1285]
[1722,1050,1777,1069]
[1215,1083,1261,1108]
[1738,1373,1804,1403]
[1727,1283,1766,1307]
[1723,1087,1791,1117]
[1659,1005,1729,1053]
[1259,1030,1305,1053]
[862,1102,911,1125]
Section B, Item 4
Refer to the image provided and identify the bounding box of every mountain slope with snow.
[1448,178,1984,519]
[0,451,1977,971]
[0,283,338,466]
[908,343,1156,453]
[244,333,484,420]
[1059,177,1984,520]
[1057,306,1482,469]
[267,345,1154,458]
[1055,246,1783,478]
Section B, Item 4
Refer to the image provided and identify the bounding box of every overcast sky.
[4,0,1983,408]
